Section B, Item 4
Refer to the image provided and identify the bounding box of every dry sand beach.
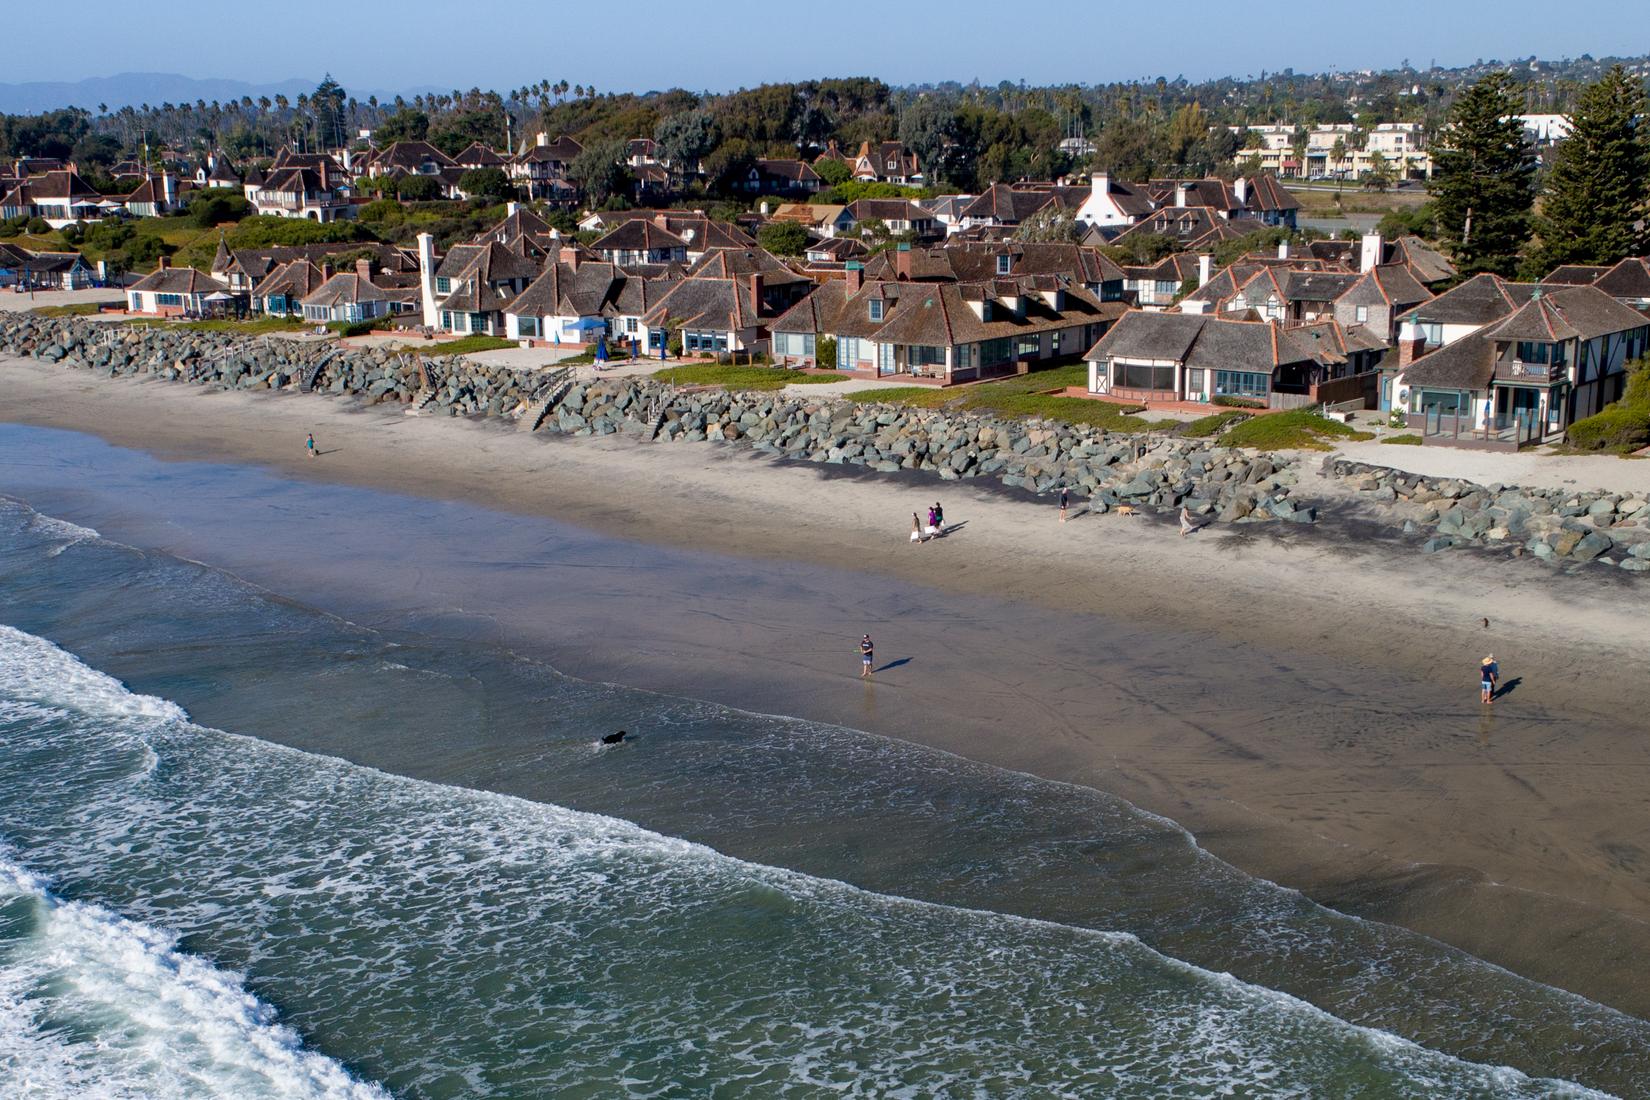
[4,353,1650,1019]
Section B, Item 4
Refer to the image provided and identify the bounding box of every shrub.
[816,335,837,370]
[1567,404,1650,452]
[327,318,378,337]
[1566,356,1650,452]
[395,175,442,202]
[59,222,85,246]
[25,217,50,235]
[1382,434,1424,445]
[186,189,251,228]
[1212,395,1266,409]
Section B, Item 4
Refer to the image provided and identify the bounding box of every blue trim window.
[156,293,184,307]
[1214,370,1268,398]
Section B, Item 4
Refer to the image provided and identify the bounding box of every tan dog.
[1114,504,1138,516]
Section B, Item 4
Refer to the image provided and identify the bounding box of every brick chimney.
[355,258,373,281]
[158,256,170,270]
[1398,334,1428,366]
[749,273,764,315]
[894,242,913,281]
[559,244,580,271]
[322,262,334,280]
[844,260,862,294]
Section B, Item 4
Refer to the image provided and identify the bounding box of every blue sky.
[16,0,1650,91]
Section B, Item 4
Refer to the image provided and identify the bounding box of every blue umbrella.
[571,316,606,331]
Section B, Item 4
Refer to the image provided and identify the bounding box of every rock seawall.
[0,315,1315,525]
[1329,458,1650,572]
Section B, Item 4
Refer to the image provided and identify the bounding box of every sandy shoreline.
[5,354,1650,1017]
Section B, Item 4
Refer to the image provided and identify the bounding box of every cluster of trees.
[1429,65,1648,278]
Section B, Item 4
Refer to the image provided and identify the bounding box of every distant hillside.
[0,73,437,114]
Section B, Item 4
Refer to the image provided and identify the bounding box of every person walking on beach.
[1059,487,1070,524]
[1179,505,1194,538]
[933,501,945,532]
[306,433,317,459]
[1480,655,1499,704]
[911,512,924,545]
[860,634,875,678]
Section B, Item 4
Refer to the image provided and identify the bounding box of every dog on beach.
[602,730,627,745]
[1114,504,1138,516]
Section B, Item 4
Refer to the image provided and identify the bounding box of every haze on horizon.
[8,0,1648,95]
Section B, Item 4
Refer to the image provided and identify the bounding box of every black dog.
[601,730,627,745]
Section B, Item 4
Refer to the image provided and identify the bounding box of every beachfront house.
[299,262,394,325]
[1396,285,1650,449]
[773,265,1123,383]
[124,261,231,316]
[1083,310,1384,407]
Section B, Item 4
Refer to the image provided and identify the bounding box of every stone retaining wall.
[0,315,1318,527]
[1327,458,1650,572]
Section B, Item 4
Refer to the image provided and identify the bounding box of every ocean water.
[0,496,1641,1097]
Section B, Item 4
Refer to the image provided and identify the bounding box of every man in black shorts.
[860,635,875,678]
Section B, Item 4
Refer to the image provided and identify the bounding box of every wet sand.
[4,355,1650,1017]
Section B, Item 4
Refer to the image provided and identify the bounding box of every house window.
[1155,280,1176,297]
[441,311,453,329]
[979,337,1013,366]
[1355,305,1369,323]
[1016,335,1041,358]
[1418,322,1443,346]
[1187,368,1206,392]
[1117,362,1176,390]
[996,254,1012,275]
[1415,389,1463,416]
[518,317,539,337]
[470,313,489,334]
[1214,370,1269,398]
[1516,341,1550,364]
[436,277,451,294]
[868,299,884,322]
[156,293,184,307]
[625,317,638,333]
[907,345,945,366]
[956,344,977,370]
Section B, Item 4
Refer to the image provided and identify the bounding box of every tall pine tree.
[1526,65,1650,275]
[1431,73,1536,277]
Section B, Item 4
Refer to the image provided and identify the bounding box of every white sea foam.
[0,622,1625,1097]
[0,624,187,723]
[25,512,101,556]
[0,855,389,1100]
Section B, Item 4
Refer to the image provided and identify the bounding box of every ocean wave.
[0,853,388,1100]
[0,624,188,724]
[0,623,1614,1098]
[25,512,101,556]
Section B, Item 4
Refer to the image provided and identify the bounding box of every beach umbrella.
[571,316,606,331]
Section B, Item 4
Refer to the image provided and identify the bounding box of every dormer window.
[996,254,1012,275]
[868,299,884,322]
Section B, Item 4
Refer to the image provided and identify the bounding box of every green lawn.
[1179,410,1253,438]
[843,363,1176,432]
[1218,408,1376,451]
[652,364,843,390]
[1381,433,1423,446]
[35,302,120,317]
[412,335,517,356]
[119,316,308,334]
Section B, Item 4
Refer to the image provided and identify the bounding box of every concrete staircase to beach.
[518,367,576,433]
[299,350,337,393]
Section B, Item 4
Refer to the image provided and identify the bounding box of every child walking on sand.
[1059,487,1070,523]
[306,433,317,459]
